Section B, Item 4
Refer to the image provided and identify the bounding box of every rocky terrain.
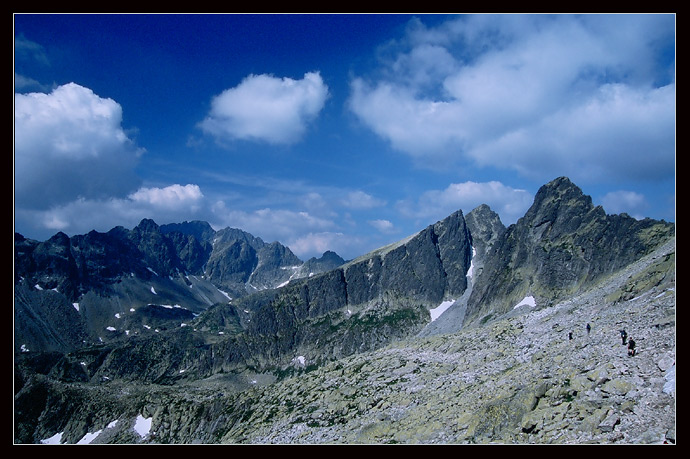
[14,177,675,444]
[14,219,345,355]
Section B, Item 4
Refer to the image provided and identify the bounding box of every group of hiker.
[567,323,636,356]
[620,328,636,356]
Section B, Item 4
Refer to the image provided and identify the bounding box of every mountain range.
[13,177,675,444]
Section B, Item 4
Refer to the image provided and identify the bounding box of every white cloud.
[14,82,144,209]
[340,190,387,209]
[600,190,650,219]
[288,232,363,260]
[397,180,533,226]
[211,202,336,243]
[15,184,206,237]
[199,72,329,145]
[368,219,397,234]
[348,14,676,183]
[129,184,204,210]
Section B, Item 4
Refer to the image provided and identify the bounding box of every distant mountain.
[14,219,345,355]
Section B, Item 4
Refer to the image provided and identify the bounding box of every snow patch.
[77,429,102,444]
[134,415,152,438]
[467,247,476,280]
[34,284,43,290]
[20,344,29,352]
[292,355,306,367]
[40,432,63,444]
[430,300,455,322]
[73,302,80,311]
[106,326,116,332]
[150,286,157,295]
[513,296,536,309]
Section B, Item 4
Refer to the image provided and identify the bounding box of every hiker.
[628,337,636,357]
[620,329,628,345]
[586,323,591,334]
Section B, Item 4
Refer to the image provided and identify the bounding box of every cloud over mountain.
[199,72,329,145]
[397,180,534,226]
[14,83,144,209]
[348,14,675,185]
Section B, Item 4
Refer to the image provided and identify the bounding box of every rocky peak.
[160,220,215,243]
[465,204,506,257]
[522,176,605,240]
[464,177,675,326]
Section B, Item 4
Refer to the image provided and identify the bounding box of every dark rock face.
[301,251,346,275]
[229,210,473,368]
[465,204,506,258]
[14,219,346,355]
[465,177,675,324]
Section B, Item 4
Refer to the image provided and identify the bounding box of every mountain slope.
[14,219,345,354]
[15,235,675,444]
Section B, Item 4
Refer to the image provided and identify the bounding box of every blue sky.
[14,14,675,260]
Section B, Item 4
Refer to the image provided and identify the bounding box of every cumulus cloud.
[368,219,398,234]
[211,201,336,243]
[288,231,367,260]
[14,82,144,209]
[397,180,534,226]
[349,14,675,184]
[199,72,329,145]
[340,190,387,209]
[15,184,206,238]
[129,184,204,210]
[600,190,650,219]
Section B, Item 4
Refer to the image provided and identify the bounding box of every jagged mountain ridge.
[14,176,675,444]
[465,177,675,326]
[14,219,345,354]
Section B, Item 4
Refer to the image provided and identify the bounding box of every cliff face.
[464,177,675,325]
[231,209,474,367]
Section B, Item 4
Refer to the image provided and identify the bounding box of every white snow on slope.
[466,247,476,280]
[77,429,102,444]
[513,296,536,309]
[40,432,63,444]
[430,300,455,322]
[134,415,152,438]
